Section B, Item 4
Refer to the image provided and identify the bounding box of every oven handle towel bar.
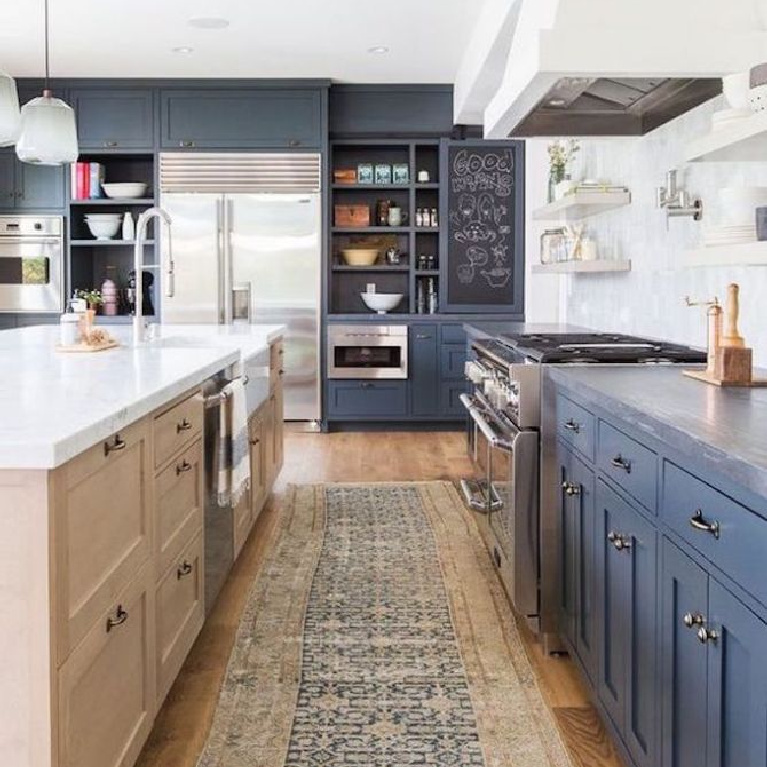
[459,393,519,452]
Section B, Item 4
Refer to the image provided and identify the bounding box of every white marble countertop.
[0,322,285,470]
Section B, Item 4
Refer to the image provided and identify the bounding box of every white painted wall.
[525,96,767,364]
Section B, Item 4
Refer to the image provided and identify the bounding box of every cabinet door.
[706,581,767,767]
[559,444,578,648]
[661,539,710,767]
[58,564,155,767]
[0,151,16,208]
[16,159,65,209]
[160,89,322,148]
[410,324,439,417]
[327,380,408,418]
[273,381,284,475]
[71,89,155,151]
[249,410,267,519]
[597,482,659,767]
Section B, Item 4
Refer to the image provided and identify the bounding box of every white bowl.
[85,216,120,240]
[360,292,403,314]
[102,183,148,199]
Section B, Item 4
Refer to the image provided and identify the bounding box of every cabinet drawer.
[662,461,767,607]
[154,391,203,469]
[58,563,155,767]
[156,531,204,704]
[155,439,203,577]
[327,380,407,418]
[53,418,151,661]
[597,420,657,512]
[557,394,596,460]
[440,343,468,380]
[441,324,467,345]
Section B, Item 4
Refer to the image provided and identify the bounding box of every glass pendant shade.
[0,71,21,147]
[16,89,78,165]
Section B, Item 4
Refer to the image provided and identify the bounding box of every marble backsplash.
[526,96,767,366]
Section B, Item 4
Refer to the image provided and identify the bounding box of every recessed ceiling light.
[188,17,230,29]
[367,46,390,55]
[172,46,194,54]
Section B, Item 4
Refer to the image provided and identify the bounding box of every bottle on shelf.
[122,211,135,241]
[427,278,438,314]
[101,266,118,317]
[430,208,439,227]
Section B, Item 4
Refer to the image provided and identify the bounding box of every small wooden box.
[333,169,357,185]
[334,204,370,228]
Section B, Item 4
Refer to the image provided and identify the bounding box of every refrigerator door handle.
[216,198,225,324]
[223,198,234,324]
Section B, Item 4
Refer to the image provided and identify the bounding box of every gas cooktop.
[480,333,707,364]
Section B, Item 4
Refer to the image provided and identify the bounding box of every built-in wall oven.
[327,325,408,379]
[0,216,64,314]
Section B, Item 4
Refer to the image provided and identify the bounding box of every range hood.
[483,0,766,138]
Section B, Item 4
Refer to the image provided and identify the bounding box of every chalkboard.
[441,140,524,314]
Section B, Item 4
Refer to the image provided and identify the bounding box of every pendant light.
[16,0,78,165]
[0,71,21,147]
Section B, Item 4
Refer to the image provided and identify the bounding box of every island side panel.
[0,470,54,767]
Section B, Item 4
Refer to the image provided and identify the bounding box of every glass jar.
[540,228,567,265]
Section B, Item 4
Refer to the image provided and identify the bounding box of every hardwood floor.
[135,431,623,767]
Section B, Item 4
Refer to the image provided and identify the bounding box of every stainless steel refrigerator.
[159,153,322,423]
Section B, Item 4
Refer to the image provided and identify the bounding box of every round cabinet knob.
[561,481,581,497]
[683,612,705,629]
[607,531,631,551]
[697,626,719,644]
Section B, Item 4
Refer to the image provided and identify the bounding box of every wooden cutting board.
[56,340,120,353]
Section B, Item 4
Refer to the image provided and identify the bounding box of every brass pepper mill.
[684,295,722,378]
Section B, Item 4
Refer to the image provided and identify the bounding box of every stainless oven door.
[461,393,539,617]
[0,235,64,313]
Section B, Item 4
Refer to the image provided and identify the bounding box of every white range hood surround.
[483,0,767,138]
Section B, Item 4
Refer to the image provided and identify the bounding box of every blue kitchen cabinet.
[440,380,468,418]
[596,480,659,767]
[706,580,767,767]
[327,380,408,419]
[661,539,709,767]
[0,148,64,211]
[559,441,597,682]
[160,89,322,149]
[410,324,439,417]
[70,88,155,151]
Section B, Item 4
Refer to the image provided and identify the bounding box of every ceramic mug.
[756,207,767,241]
[388,208,408,227]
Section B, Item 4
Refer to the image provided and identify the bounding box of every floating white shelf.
[685,111,767,163]
[532,190,631,222]
[531,259,631,275]
[683,241,767,267]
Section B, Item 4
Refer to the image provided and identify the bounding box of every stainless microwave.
[327,325,408,379]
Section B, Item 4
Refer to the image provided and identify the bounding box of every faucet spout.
[133,207,173,345]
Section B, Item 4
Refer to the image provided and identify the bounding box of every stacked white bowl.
[704,186,767,247]
[85,214,121,241]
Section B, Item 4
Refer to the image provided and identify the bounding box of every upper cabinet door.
[160,89,322,149]
[0,151,17,209]
[16,160,65,210]
[71,89,155,151]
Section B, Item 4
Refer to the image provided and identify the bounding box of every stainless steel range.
[461,331,707,648]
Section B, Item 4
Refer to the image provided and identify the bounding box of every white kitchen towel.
[217,378,251,506]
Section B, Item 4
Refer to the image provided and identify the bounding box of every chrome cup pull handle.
[689,509,720,539]
[611,455,632,473]
[106,604,128,633]
[104,434,126,456]
[563,419,581,433]
[562,480,581,497]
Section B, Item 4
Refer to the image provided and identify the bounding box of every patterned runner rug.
[197,482,573,767]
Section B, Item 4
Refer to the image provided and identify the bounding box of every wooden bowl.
[341,248,379,266]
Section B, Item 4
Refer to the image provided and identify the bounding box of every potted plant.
[547,139,580,203]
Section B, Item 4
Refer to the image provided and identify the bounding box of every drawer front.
[328,381,408,418]
[662,461,767,606]
[270,340,284,390]
[156,531,204,704]
[154,391,203,469]
[441,380,469,418]
[155,439,203,577]
[441,324,467,344]
[557,394,596,461]
[58,563,155,767]
[440,343,468,380]
[597,420,658,512]
[54,418,151,661]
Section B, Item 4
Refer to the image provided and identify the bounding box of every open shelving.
[531,259,632,274]
[685,111,767,163]
[532,190,631,222]
[329,139,442,316]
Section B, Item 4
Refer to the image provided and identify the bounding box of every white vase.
[555,179,576,201]
[122,212,134,241]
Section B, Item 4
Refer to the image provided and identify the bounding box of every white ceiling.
[0,0,486,82]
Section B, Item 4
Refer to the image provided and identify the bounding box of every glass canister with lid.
[540,227,568,264]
